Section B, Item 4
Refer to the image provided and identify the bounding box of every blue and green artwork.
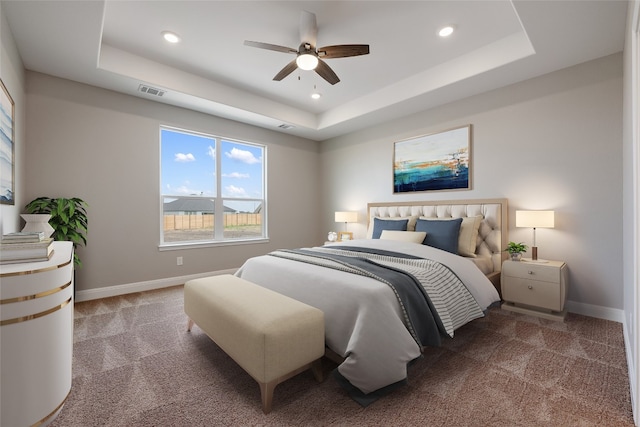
[0,80,14,205]
[394,126,470,193]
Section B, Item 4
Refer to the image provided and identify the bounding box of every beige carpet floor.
[51,285,634,426]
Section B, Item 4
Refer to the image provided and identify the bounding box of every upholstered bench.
[184,274,325,414]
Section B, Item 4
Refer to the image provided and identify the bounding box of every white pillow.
[379,230,427,243]
[418,215,483,257]
[367,216,418,238]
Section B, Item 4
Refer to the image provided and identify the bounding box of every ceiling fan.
[244,11,370,85]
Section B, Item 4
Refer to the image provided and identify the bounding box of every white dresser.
[0,241,74,427]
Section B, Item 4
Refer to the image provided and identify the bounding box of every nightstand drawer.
[502,262,560,283]
[502,277,562,311]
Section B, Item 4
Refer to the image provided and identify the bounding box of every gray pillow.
[415,218,463,254]
[372,218,409,239]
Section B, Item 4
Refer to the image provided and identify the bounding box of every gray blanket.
[269,246,484,339]
[269,248,445,348]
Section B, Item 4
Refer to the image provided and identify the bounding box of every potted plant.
[24,197,88,268]
[505,241,528,261]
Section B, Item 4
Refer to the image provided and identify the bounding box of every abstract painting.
[393,125,471,193]
[0,79,14,205]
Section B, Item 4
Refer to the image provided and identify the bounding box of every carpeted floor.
[51,285,634,426]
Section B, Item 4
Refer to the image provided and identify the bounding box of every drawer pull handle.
[528,285,533,290]
[527,271,534,275]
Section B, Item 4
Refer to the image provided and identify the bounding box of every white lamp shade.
[515,210,555,228]
[335,211,358,223]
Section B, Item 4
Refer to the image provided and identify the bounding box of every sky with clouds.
[161,128,263,206]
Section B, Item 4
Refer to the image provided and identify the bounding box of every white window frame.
[159,126,268,250]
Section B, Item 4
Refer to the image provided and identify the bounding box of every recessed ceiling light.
[162,31,181,43]
[311,92,321,100]
[438,26,455,37]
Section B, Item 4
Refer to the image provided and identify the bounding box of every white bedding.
[469,254,494,275]
[235,239,500,395]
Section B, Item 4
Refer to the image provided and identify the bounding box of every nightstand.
[501,259,568,321]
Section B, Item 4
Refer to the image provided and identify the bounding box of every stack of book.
[0,232,54,264]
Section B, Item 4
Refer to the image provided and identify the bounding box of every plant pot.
[20,214,55,238]
[509,252,522,261]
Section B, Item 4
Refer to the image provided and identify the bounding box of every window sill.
[158,238,270,251]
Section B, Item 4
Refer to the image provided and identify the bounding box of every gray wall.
[320,53,624,313]
[24,72,321,292]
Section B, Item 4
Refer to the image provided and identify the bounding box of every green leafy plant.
[24,197,88,267]
[505,241,528,254]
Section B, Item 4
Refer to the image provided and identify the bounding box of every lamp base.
[525,246,548,262]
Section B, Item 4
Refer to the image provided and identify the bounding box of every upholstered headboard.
[367,198,508,285]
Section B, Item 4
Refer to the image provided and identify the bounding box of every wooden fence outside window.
[163,214,262,230]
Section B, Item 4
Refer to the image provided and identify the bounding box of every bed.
[235,198,506,404]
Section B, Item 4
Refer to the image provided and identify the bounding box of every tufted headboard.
[367,198,508,286]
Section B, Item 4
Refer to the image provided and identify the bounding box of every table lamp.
[515,210,555,261]
[335,211,358,232]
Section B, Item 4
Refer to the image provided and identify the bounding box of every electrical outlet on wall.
[177,256,183,266]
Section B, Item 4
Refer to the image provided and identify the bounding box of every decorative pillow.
[371,218,409,239]
[367,216,417,238]
[415,218,463,253]
[458,216,483,257]
[379,230,427,243]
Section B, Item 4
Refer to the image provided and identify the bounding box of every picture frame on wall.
[393,125,471,193]
[0,79,15,205]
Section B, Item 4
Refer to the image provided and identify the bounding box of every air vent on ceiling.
[138,84,165,97]
[278,124,295,130]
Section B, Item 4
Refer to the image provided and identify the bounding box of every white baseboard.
[566,301,624,323]
[623,318,638,426]
[565,300,624,323]
[74,268,238,302]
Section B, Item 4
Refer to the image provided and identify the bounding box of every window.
[160,127,266,246]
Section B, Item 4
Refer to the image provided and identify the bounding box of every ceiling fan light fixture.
[296,53,319,70]
[244,11,369,84]
[162,31,181,43]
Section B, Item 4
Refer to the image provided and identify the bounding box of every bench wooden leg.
[259,379,277,414]
[187,318,194,332]
[257,361,323,414]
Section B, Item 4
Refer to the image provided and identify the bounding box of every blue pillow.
[372,218,409,239]
[415,218,463,254]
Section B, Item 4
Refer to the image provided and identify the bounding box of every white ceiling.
[2,1,628,141]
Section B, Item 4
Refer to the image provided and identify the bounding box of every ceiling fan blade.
[244,40,297,54]
[318,44,370,59]
[299,11,317,47]
[273,59,299,81]
[315,59,340,85]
